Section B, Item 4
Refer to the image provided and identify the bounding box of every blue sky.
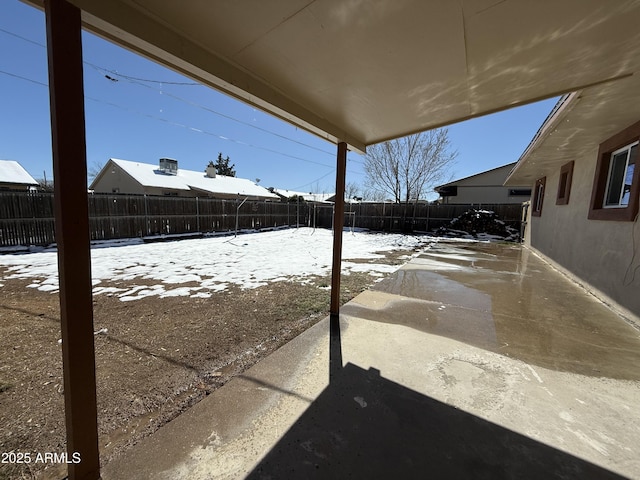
[0,0,557,197]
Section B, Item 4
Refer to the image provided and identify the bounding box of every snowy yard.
[0,228,434,301]
[0,227,436,478]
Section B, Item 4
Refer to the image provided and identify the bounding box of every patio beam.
[330,142,347,318]
[45,0,100,478]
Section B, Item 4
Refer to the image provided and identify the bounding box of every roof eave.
[504,92,582,186]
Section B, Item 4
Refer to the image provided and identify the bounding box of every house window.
[532,177,546,217]
[589,120,640,221]
[604,143,637,207]
[556,161,574,205]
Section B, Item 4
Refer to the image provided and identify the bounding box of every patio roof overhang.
[24,0,640,153]
[23,1,640,479]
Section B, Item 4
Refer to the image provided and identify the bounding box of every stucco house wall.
[505,77,640,323]
[524,138,640,318]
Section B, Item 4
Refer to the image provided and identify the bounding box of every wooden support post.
[45,1,100,478]
[330,142,347,317]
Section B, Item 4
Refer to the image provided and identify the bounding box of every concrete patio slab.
[102,240,640,480]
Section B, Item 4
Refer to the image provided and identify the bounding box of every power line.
[0,68,366,180]
[291,169,336,190]
[0,27,366,180]
[0,27,44,48]
[101,71,199,86]
[0,68,338,169]
[90,65,336,157]
[0,27,197,86]
[0,68,47,87]
[0,27,337,158]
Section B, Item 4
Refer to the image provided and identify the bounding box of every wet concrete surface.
[342,240,640,381]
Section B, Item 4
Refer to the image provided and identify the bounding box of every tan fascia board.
[22,0,365,154]
[504,92,583,187]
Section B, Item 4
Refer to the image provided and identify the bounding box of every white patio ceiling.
[24,0,640,153]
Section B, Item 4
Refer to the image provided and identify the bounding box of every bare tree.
[87,161,104,183]
[364,129,457,205]
[35,177,54,192]
[344,182,362,201]
[361,186,390,202]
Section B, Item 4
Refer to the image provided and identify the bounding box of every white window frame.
[603,141,638,208]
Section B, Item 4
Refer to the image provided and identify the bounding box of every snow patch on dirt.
[0,228,434,301]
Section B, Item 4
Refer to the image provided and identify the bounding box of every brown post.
[45,1,100,478]
[330,142,348,317]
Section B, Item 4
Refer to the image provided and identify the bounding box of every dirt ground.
[0,246,418,480]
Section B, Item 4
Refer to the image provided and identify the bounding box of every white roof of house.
[272,188,334,203]
[103,158,279,199]
[0,160,38,186]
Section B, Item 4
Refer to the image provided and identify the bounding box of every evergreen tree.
[211,153,236,177]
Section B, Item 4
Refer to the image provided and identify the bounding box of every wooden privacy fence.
[0,192,522,247]
[0,192,56,246]
[341,202,523,233]
[0,193,323,247]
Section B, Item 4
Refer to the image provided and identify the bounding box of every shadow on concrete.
[246,362,624,480]
[329,313,343,383]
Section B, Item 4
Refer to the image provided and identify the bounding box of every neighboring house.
[0,160,39,192]
[505,83,640,319]
[434,163,531,205]
[269,188,336,203]
[90,158,279,201]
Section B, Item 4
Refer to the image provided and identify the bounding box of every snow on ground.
[0,228,435,301]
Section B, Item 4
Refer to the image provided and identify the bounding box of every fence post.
[144,194,149,237]
[196,196,200,232]
[354,207,356,231]
[382,202,385,231]
[235,196,248,237]
[426,202,430,232]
